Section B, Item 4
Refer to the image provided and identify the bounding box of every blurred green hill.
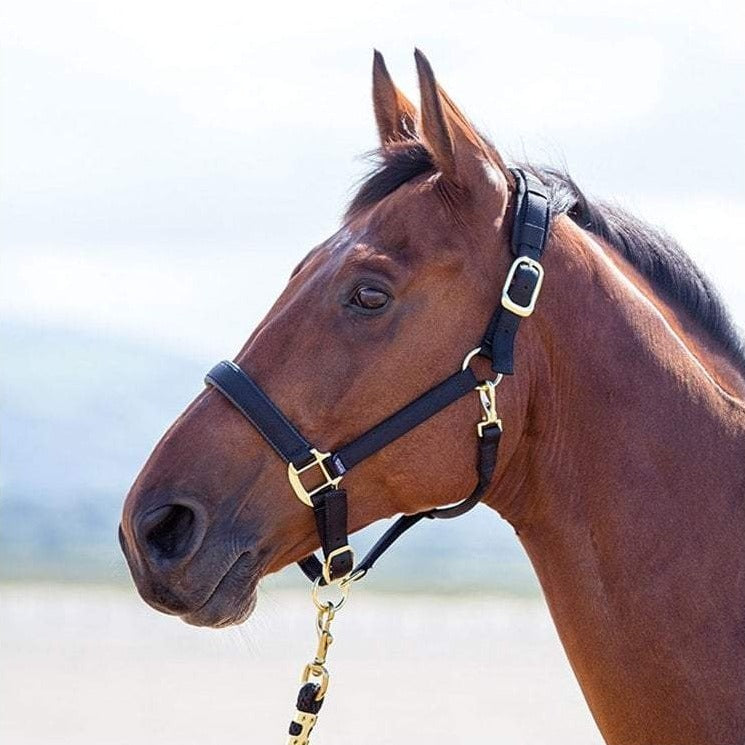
[0,321,536,592]
[0,321,207,581]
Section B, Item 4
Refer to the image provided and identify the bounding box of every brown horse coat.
[120,51,745,744]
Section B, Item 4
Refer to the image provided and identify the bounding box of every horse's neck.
[499,218,745,744]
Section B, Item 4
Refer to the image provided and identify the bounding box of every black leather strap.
[310,488,353,581]
[333,368,478,473]
[348,513,427,579]
[205,361,313,466]
[479,263,542,374]
[204,362,479,474]
[430,422,501,519]
[509,169,551,260]
[480,169,550,375]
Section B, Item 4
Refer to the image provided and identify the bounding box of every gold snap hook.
[475,378,503,437]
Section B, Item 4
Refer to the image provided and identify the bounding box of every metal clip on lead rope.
[286,579,351,745]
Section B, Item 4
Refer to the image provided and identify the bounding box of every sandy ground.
[0,584,603,745]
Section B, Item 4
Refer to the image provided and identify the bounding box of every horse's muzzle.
[118,496,262,627]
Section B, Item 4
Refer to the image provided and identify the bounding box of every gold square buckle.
[501,257,545,318]
[287,448,342,507]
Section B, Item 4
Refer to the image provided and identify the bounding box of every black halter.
[205,169,550,585]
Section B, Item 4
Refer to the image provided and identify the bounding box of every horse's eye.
[350,286,390,311]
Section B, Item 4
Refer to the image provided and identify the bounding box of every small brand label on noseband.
[331,455,347,475]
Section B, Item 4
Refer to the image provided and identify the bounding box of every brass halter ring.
[311,575,350,612]
[461,346,504,388]
[461,346,482,371]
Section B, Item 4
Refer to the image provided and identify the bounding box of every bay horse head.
[120,49,745,744]
[119,50,528,625]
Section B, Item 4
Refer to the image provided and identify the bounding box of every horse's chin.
[173,551,262,628]
[180,585,258,628]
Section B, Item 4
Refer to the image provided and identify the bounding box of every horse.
[119,50,745,744]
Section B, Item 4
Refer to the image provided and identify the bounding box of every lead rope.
[285,378,503,744]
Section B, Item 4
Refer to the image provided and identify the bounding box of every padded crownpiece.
[510,168,551,260]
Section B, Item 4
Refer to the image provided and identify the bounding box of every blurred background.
[1,1,743,743]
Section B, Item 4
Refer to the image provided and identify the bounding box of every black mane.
[347,144,745,371]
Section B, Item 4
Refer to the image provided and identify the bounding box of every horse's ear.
[372,50,417,145]
[414,49,514,191]
[414,49,457,180]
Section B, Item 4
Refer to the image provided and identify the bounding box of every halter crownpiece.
[205,169,549,744]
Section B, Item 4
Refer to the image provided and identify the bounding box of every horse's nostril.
[142,504,198,561]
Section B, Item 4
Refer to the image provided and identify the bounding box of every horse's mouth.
[119,517,264,628]
[179,552,261,628]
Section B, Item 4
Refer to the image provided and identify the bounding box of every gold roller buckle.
[501,256,544,317]
[287,448,343,507]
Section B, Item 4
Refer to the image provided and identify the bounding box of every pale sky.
[1,0,744,360]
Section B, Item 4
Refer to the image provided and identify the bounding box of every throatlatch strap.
[205,361,313,465]
[430,423,501,518]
